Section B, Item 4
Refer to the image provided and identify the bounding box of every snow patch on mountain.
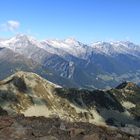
[1,34,140,59]
[41,38,90,58]
[91,41,140,57]
[0,34,43,51]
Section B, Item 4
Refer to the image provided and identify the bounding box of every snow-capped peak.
[64,37,80,46]
[14,34,42,46]
[0,34,43,51]
[40,38,89,58]
[15,34,30,40]
[91,41,140,56]
[42,37,81,48]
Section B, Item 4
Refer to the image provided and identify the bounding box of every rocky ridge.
[0,71,140,139]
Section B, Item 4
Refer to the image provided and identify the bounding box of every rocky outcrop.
[0,115,138,140]
[0,106,8,116]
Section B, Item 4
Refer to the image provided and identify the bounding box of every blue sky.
[0,0,140,43]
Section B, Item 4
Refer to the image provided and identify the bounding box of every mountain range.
[0,34,140,89]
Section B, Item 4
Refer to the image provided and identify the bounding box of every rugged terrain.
[1,34,140,89]
[0,71,140,139]
[0,46,76,87]
[0,115,138,140]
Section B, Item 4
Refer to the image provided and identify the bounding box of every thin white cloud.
[7,20,20,31]
[0,20,20,32]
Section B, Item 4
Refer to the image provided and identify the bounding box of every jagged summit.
[10,34,38,42]
[15,34,31,40]
[42,37,84,49]
[0,34,43,51]
[64,37,81,46]
[91,41,140,56]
